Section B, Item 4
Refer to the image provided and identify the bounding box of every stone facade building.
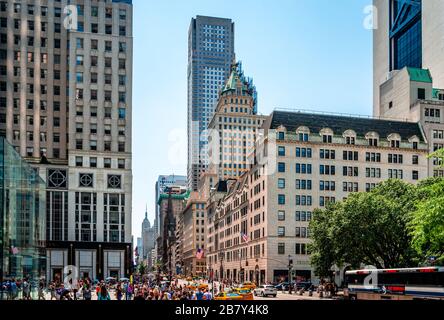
[181,192,207,277]
[0,0,134,281]
[207,62,266,181]
[206,110,429,284]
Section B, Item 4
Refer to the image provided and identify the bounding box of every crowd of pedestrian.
[2,277,216,300]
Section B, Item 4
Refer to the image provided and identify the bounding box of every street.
[255,292,333,301]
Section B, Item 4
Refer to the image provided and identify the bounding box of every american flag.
[196,248,204,260]
[241,232,249,243]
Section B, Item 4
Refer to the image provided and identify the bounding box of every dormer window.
[343,130,357,145]
[366,132,379,147]
[391,140,400,148]
[346,137,355,145]
[409,136,420,150]
[299,133,309,142]
[388,134,401,148]
[369,138,378,147]
[277,131,285,140]
[320,128,333,144]
[323,135,332,143]
[296,126,310,142]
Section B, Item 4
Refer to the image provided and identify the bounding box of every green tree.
[309,180,418,275]
[137,262,147,275]
[309,205,337,278]
[410,178,444,265]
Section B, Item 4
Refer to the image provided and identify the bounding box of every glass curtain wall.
[0,138,46,300]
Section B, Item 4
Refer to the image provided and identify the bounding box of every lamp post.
[239,249,242,284]
[98,244,102,281]
[288,255,293,294]
[219,251,224,286]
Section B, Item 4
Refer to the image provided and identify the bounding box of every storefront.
[46,242,131,282]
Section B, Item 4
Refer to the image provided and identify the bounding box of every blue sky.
[132,0,373,236]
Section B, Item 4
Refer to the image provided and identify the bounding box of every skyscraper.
[373,0,444,178]
[0,0,133,281]
[187,16,235,191]
[141,208,155,268]
[373,0,444,116]
[207,61,266,181]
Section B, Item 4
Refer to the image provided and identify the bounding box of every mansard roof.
[267,110,425,142]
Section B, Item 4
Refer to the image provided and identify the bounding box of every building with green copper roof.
[407,67,433,83]
[157,190,190,206]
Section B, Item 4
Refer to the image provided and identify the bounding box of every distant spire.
[145,204,148,219]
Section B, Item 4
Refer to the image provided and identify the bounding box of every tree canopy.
[309,178,444,277]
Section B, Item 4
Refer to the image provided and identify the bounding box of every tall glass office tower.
[389,0,422,71]
[187,16,235,191]
[373,0,444,116]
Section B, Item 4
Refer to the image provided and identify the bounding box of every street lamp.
[288,255,293,294]
[219,251,224,283]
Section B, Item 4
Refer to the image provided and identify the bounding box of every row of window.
[75,157,126,169]
[78,173,122,189]
[277,147,419,163]
[277,210,312,222]
[277,133,412,148]
[277,242,310,255]
[277,226,310,238]
[0,2,127,19]
[277,178,422,192]
[278,163,419,178]
[75,140,126,153]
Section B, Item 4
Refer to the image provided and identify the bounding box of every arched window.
[296,126,310,142]
[388,133,401,148]
[343,130,357,145]
[320,128,334,144]
[276,125,286,141]
[365,132,379,147]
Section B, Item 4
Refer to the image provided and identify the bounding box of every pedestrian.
[116,283,123,300]
[203,289,212,300]
[98,285,110,300]
[6,280,12,300]
[95,283,101,297]
[23,279,31,300]
[82,283,92,301]
[126,283,133,300]
[195,288,204,300]
[50,282,56,300]
[38,280,46,300]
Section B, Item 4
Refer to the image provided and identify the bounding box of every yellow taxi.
[240,282,256,290]
[233,288,254,300]
[214,292,244,301]
[186,277,193,282]
[187,283,209,291]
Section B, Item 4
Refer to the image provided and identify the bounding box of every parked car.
[274,282,290,291]
[254,285,277,297]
